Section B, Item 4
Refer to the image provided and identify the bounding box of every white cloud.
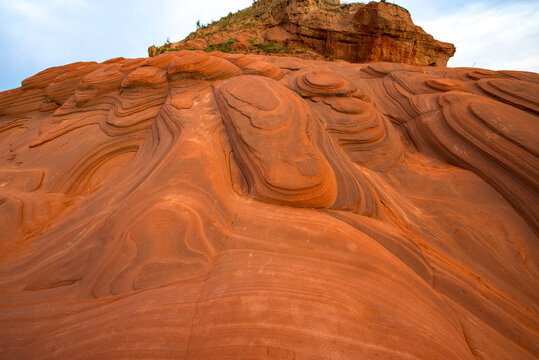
[420,1,539,71]
[0,0,252,90]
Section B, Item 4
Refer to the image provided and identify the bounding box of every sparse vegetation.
[149,0,350,58]
[204,38,237,53]
[154,46,179,55]
[324,53,336,61]
[250,40,288,54]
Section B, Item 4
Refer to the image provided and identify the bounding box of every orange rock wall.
[155,1,456,67]
[0,50,537,359]
[289,1,455,65]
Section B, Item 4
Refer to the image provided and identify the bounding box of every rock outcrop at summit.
[149,0,456,66]
[0,50,538,359]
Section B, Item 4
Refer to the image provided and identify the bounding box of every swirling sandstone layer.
[150,0,455,67]
[0,50,537,359]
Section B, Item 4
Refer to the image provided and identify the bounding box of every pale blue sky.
[0,0,538,91]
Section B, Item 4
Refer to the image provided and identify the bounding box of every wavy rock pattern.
[215,75,337,207]
[0,51,538,359]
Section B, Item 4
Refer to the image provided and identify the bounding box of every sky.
[0,0,538,91]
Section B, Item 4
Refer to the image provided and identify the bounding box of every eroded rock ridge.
[149,0,456,66]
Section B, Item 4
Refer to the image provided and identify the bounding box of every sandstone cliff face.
[149,0,456,66]
[0,50,537,359]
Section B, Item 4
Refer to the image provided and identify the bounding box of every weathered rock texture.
[149,0,456,66]
[0,50,538,359]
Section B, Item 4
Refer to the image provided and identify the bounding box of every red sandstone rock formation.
[149,0,456,66]
[0,50,538,359]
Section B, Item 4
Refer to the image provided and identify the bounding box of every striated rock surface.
[0,50,538,359]
[149,0,455,66]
